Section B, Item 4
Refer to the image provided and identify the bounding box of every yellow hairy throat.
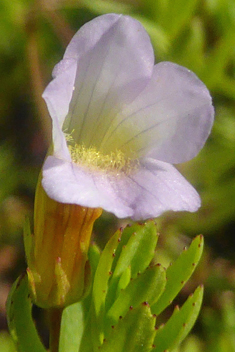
[66,133,139,174]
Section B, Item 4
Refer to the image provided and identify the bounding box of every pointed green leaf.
[92,229,121,316]
[81,243,101,315]
[117,266,131,293]
[152,235,204,315]
[111,224,141,273]
[100,304,156,352]
[113,221,158,279]
[106,264,166,330]
[59,302,84,352]
[6,274,46,352]
[106,222,159,312]
[78,310,94,352]
[60,244,102,352]
[88,242,101,277]
[92,228,122,348]
[153,285,204,352]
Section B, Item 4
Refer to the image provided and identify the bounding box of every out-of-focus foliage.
[0,331,16,352]
[1,0,235,351]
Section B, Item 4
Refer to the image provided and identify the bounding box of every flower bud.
[24,179,102,308]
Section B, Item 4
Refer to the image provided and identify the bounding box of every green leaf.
[117,266,131,293]
[106,264,166,330]
[110,224,147,272]
[106,222,159,312]
[93,229,122,315]
[6,274,46,352]
[62,244,101,352]
[92,228,122,349]
[78,312,93,352]
[82,243,101,314]
[113,222,158,279]
[152,235,204,315]
[88,242,101,278]
[59,302,84,352]
[153,285,204,352]
[99,304,156,352]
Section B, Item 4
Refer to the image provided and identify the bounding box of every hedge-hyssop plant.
[7,14,213,352]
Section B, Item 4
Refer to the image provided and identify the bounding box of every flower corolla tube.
[42,14,214,221]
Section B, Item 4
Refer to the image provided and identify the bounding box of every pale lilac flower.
[42,14,214,220]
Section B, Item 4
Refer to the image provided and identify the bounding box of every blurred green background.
[1,0,235,351]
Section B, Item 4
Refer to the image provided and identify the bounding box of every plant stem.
[48,308,64,352]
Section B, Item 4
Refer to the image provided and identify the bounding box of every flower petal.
[42,156,200,220]
[100,62,214,163]
[42,14,125,127]
[125,158,201,220]
[63,15,154,149]
[42,156,133,218]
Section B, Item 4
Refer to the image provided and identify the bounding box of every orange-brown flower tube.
[25,179,102,308]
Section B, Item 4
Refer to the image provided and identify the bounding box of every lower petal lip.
[42,155,200,220]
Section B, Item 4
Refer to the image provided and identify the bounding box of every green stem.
[48,308,64,352]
